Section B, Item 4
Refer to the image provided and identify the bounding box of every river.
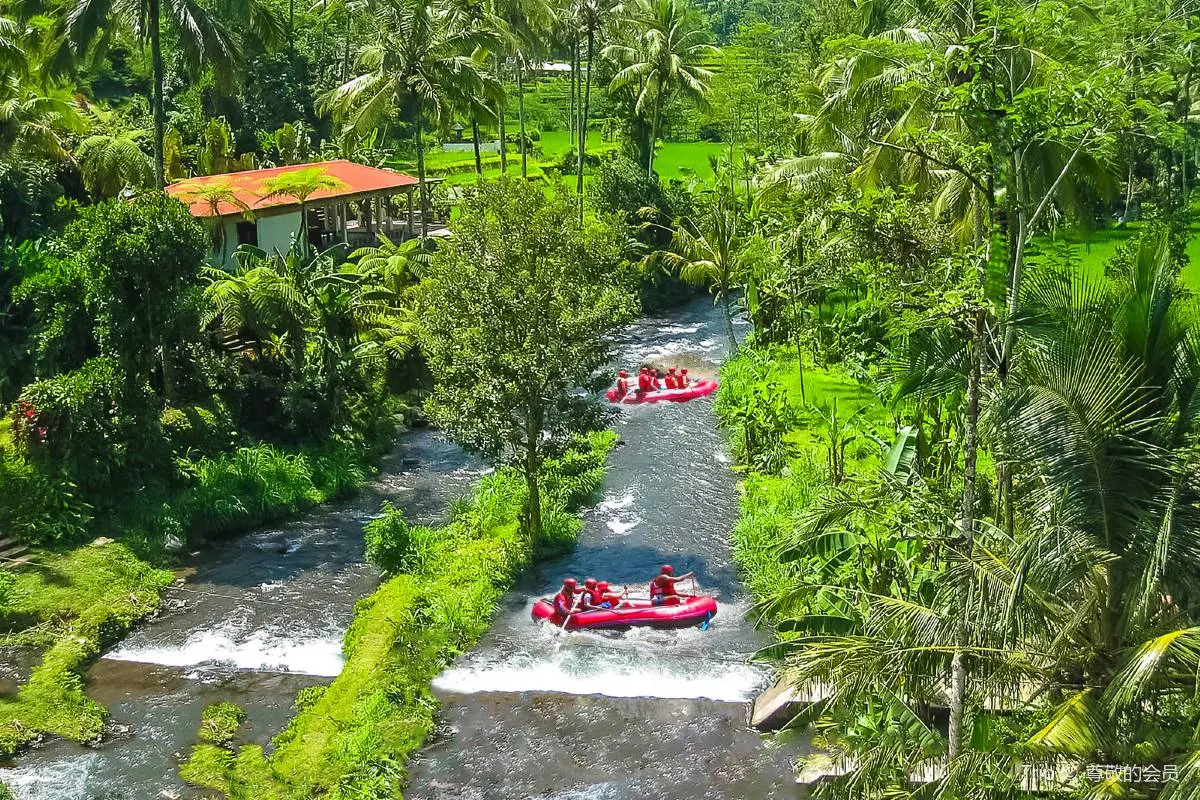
[3,296,800,799]
[406,297,802,799]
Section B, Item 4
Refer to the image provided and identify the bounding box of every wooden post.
[407,189,414,235]
[341,202,349,244]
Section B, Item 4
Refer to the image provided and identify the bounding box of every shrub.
[160,399,238,459]
[0,455,92,545]
[15,357,166,499]
[364,502,415,575]
[198,703,246,747]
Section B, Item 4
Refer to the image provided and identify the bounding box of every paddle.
[559,593,583,632]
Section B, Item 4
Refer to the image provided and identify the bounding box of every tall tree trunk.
[517,55,528,179]
[577,27,594,206]
[289,0,295,61]
[498,57,508,173]
[647,93,663,176]
[150,0,165,189]
[948,306,983,762]
[342,12,350,82]
[414,110,429,237]
[569,38,577,146]
[722,290,736,351]
[1124,163,1136,222]
[472,116,483,176]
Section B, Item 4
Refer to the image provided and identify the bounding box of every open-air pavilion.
[166,159,446,265]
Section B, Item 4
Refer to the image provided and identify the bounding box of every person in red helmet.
[649,564,694,606]
[615,369,630,397]
[651,368,663,390]
[553,578,579,618]
[665,367,679,389]
[596,580,621,609]
[678,368,689,388]
[579,577,603,610]
[636,367,652,395]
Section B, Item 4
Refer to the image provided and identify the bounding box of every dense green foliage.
[420,179,635,545]
[180,430,615,798]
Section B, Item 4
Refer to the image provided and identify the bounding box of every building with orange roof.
[166,159,446,265]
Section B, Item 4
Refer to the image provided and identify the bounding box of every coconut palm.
[659,187,754,349]
[605,0,715,175]
[574,0,618,199]
[258,166,347,258]
[319,0,499,235]
[491,0,555,179]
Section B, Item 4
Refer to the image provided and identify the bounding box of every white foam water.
[105,625,344,677]
[433,648,765,703]
[4,752,97,800]
[597,490,636,513]
[604,515,641,536]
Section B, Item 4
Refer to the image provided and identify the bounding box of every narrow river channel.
[406,297,802,799]
[3,430,482,800]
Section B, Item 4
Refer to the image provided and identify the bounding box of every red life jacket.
[665,374,678,389]
[616,378,629,395]
[638,373,650,391]
[651,575,676,597]
[678,373,689,387]
[554,591,573,616]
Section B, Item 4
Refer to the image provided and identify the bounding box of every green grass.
[654,142,740,183]
[1029,222,1200,290]
[179,431,617,799]
[0,542,173,754]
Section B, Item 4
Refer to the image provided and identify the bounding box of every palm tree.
[67,0,279,188]
[258,166,347,258]
[490,0,556,179]
[574,0,617,200]
[174,179,255,263]
[319,0,498,235]
[605,0,714,175]
[0,78,84,160]
[75,130,156,198]
[659,188,752,349]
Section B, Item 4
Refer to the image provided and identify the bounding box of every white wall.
[257,210,302,257]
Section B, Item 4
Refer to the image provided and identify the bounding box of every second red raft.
[531,595,718,630]
[606,379,718,405]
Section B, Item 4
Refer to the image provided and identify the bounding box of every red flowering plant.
[10,400,48,453]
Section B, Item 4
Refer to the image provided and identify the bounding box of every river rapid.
[2,296,801,799]
[406,297,802,799]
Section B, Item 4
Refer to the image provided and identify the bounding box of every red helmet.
[619,370,627,377]
[661,564,674,575]
[584,577,598,589]
[652,368,659,375]
[563,578,577,589]
[668,367,676,373]
[597,581,609,592]
[681,368,688,374]
[641,366,648,372]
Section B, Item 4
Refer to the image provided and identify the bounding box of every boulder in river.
[750,680,806,731]
[642,351,719,382]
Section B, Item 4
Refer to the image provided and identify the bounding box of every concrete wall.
[257,210,301,257]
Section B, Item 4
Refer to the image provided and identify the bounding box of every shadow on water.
[405,296,804,799]
[2,428,482,800]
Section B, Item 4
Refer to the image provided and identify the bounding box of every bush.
[198,703,246,747]
[160,399,238,459]
[0,455,92,545]
[364,502,415,575]
[0,160,68,240]
[15,357,166,499]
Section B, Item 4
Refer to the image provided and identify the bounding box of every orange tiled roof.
[166,159,419,218]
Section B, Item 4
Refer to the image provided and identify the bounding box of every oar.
[559,594,583,633]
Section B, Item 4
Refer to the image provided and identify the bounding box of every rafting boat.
[531,595,719,630]
[605,379,718,405]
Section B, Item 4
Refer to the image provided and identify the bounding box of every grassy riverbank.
[179,430,616,799]
[0,428,395,757]
[714,346,890,607]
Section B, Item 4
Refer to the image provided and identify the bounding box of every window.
[236,220,258,247]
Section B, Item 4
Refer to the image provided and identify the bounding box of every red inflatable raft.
[531,595,718,630]
[606,379,718,405]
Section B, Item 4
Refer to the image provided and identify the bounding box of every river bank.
[404,297,804,799]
